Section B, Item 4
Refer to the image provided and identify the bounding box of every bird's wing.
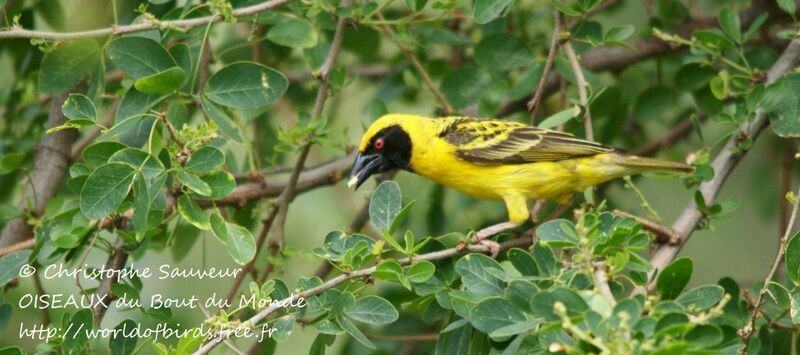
[438,117,615,164]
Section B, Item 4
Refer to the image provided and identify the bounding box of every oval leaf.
[204,62,288,109]
[80,163,137,219]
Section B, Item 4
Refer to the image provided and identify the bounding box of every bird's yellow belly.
[412,153,627,202]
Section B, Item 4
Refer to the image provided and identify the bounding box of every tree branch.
[647,35,800,288]
[192,237,533,355]
[0,92,76,249]
[0,0,292,40]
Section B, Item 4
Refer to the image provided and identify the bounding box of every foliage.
[0,0,799,354]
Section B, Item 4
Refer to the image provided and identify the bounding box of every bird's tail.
[615,155,695,174]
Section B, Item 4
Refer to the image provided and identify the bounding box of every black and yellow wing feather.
[439,117,615,165]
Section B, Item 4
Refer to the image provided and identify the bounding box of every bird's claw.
[478,239,500,258]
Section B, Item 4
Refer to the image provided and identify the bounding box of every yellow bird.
[347,114,692,247]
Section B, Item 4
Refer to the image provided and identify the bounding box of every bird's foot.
[478,239,501,258]
[471,221,519,258]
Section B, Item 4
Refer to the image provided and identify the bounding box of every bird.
[347,114,693,252]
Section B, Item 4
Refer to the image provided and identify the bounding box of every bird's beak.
[347,152,381,189]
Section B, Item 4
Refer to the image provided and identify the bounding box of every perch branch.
[647,35,800,288]
[0,0,292,40]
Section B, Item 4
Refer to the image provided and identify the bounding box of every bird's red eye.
[374,138,384,150]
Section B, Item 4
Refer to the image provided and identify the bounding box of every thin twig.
[738,182,800,352]
[192,237,533,355]
[377,14,455,115]
[563,40,593,141]
[0,0,292,40]
[592,263,616,306]
[528,11,562,124]
[365,332,439,341]
[612,210,678,244]
[0,238,35,257]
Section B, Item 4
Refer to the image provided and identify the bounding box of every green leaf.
[345,295,399,325]
[114,87,165,122]
[454,254,504,295]
[109,319,138,355]
[177,170,212,197]
[407,261,436,283]
[82,141,127,169]
[472,0,514,24]
[529,287,588,320]
[440,66,494,109]
[199,95,244,143]
[778,0,796,17]
[186,146,225,174]
[488,318,538,338]
[676,285,725,310]
[768,74,800,137]
[200,171,236,200]
[134,66,187,94]
[131,174,150,239]
[785,231,800,285]
[272,314,295,342]
[718,8,741,44]
[0,250,31,287]
[469,297,527,334]
[369,181,402,232]
[791,291,800,326]
[39,39,101,93]
[266,18,318,48]
[474,33,533,71]
[337,316,375,349]
[109,148,165,181]
[538,106,578,129]
[633,86,675,120]
[63,309,93,353]
[62,94,97,124]
[373,259,403,281]
[210,213,256,265]
[204,62,288,109]
[0,153,25,174]
[106,37,178,79]
[657,257,693,299]
[177,195,210,230]
[551,0,582,16]
[536,218,580,247]
[675,63,716,92]
[80,162,137,219]
[605,25,635,42]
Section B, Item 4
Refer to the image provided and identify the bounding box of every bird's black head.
[347,124,412,189]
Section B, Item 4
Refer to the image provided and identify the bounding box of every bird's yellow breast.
[408,133,625,201]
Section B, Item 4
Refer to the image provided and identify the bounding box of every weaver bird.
[348,114,693,251]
